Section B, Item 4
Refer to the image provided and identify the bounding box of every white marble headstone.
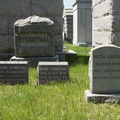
[89,45,120,93]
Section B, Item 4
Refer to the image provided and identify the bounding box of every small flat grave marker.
[0,61,28,84]
[37,62,69,84]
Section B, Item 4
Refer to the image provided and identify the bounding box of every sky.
[64,0,75,8]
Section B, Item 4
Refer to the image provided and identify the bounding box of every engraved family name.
[14,16,55,57]
[89,46,120,93]
[17,34,51,43]
[37,62,69,84]
[0,61,28,84]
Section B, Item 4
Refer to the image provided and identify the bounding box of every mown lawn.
[0,42,120,120]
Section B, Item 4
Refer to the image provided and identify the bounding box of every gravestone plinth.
[11,16,59,66]
[85,45,120,103]
[0,61,28,84]
[37,62,69,84]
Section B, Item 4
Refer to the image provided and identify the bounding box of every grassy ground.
[0,42,120,120]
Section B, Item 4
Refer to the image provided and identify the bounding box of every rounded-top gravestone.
[14,15,55,57]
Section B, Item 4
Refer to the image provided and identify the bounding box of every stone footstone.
[0,61,28,85]
[37,62,69,84]
[85,90,120,104]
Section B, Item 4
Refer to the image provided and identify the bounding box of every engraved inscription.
[16,34,51,47]
[93,50,120,80]
[0,62,28,84]
[38,62,69,83]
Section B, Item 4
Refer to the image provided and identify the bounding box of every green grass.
[0,42,120,120]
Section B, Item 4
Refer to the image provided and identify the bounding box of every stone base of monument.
[85,90,120,104]
[10,55,59,67]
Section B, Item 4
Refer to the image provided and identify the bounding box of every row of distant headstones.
[0,61,69,85]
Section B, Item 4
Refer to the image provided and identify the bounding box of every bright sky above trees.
[64,0,75,8]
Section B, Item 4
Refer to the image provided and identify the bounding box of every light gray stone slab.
[85,90,120,104]
[93,0,106,6]
[0,61,28,84]
[94,15,120,32]
[93,0,113,18]
[37,62,69,84]
[31,0,64,16]
[89,45,120,94]
[93,32,120,47]
[14,15,55,57]
[93,0,120,18]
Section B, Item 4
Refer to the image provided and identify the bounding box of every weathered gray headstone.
[11,16,59,67]
[37,62,69,84]
[0,61,28,84]
[89,45,120,94]
[0,0,63,57]
[14,15,55,57]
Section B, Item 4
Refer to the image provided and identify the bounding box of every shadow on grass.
[65,54,89,66]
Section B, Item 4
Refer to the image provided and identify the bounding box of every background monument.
[11,16,59,67]
[73,0,92,47]
[0,0,63,59]
[63,8,73,43]
[93,0,120,47]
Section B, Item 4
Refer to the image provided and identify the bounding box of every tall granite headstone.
[11,16,58,66]
[85,45,120,103]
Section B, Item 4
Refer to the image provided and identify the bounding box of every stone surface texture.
[0,0,63,53]
[85,90,120,104]
[37,62,69,84]
[14,16,55,57]
[89,45,120,94]
[73,0,92,46]
[93,0,120,47]
[0,61,28,84]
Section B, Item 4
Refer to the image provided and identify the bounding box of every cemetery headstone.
[14,15,55,57]
[0,61,28,84]
[11,15,59,67]
[37,62,69,84]
[89,45,120,93]
[0,0,63,59]
[85,45,120,103]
